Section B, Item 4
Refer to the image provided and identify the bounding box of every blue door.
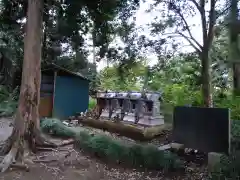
[53,75,89,119]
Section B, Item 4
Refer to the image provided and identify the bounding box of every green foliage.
[0,0,140,69]
[232,120,240,150]
[75,131,183,170]
[88,97,97,110]
[40,118,76,138]
[99,60,146,91]
[208,121,240,179]
[40,118,182,170]
[0,86,18,116]
[163,84,203,106]
[0,100,17,117]
[210,153,240,180]
[215,96,240,120]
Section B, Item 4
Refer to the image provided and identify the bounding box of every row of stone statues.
[95,91,164,125]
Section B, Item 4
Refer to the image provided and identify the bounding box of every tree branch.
[206,0,216,48]
[199,0,207,46]
[216,5,231,19]
[189,0,202,13]
[165,1,202,51]
[163,32,201,54]
[176,31,202,54]
[174,8,203,50]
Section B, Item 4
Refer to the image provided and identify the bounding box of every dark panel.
[40,83,54,92]
[41,75,54,84]
[40,92,52,97]
[173,106,230,154]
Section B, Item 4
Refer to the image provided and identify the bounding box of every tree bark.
[230,0,240,96]
[0,0,56,173]
[233,63,240,95]
[201,51,212,107]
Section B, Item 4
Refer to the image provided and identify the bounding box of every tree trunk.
[0,0,56,172]
[201,51,213,107]
[233,63,240,95]
[230,0,240,96]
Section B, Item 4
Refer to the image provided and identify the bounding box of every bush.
[215,96,240,120]
[161,84,240,121]
[40,118,76,138]
[88,97,97,110]
[0,86,19,117]
[40,118,182,171]
[210,152,240,180]
[209,120,240,179]
[75,131,183,170]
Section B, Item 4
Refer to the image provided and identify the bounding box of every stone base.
[158,143,184,151]
[208,152,223,170]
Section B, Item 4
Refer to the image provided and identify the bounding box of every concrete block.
[208,152,223,170]
[170,143,184,150]
[158,143,184,151]
[158,144,171,150]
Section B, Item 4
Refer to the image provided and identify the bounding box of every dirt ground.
[0,143,207,180]
[0,118,208,180]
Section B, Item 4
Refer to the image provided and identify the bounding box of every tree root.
[36,147,57,152]
[11,163,29,171]
[0,131,59,172]
[0,142,18,172]
[33,130,58,148]
[58,139,74,147]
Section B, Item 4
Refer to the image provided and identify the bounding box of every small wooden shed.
[39,63,90,119]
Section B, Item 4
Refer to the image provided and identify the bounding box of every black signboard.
[173,106,230,154]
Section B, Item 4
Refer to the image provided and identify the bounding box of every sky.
[93,0,225,71]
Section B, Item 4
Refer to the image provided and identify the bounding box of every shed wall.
[39,74,54,117]
[53,75,89,119]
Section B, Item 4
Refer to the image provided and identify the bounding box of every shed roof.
[42,63,90,81]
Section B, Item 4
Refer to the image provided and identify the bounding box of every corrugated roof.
[42,63,90,81]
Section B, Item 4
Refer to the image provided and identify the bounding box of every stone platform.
[77,117,171,140]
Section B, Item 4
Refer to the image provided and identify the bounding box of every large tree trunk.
[230,0,240,96]
[201,51,213,107]
[233,63,240,95]
[0,0,56,173]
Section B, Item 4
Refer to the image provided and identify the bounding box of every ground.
[0,118,208,180]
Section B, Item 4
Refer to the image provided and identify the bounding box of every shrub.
[215,96,240,120]
[209,120,240,179]
[40,118,76,138]
[40,119,183,171]
[75,131,183,170]
[0,86,19,117]
[210,152,240,180]
[161,84,240,121]
[88,97,97,110]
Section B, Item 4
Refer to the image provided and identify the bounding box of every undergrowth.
[0,86,18,117]
[88,97,96,110]
[40,118,183,171]
[209,120,240,180]
[40,118,240,178]
[40,118,76,138]
[75,130,183,170]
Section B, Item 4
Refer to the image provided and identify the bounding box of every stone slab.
[208,152,223,170]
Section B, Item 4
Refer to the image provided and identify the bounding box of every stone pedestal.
[208,152,223,170]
